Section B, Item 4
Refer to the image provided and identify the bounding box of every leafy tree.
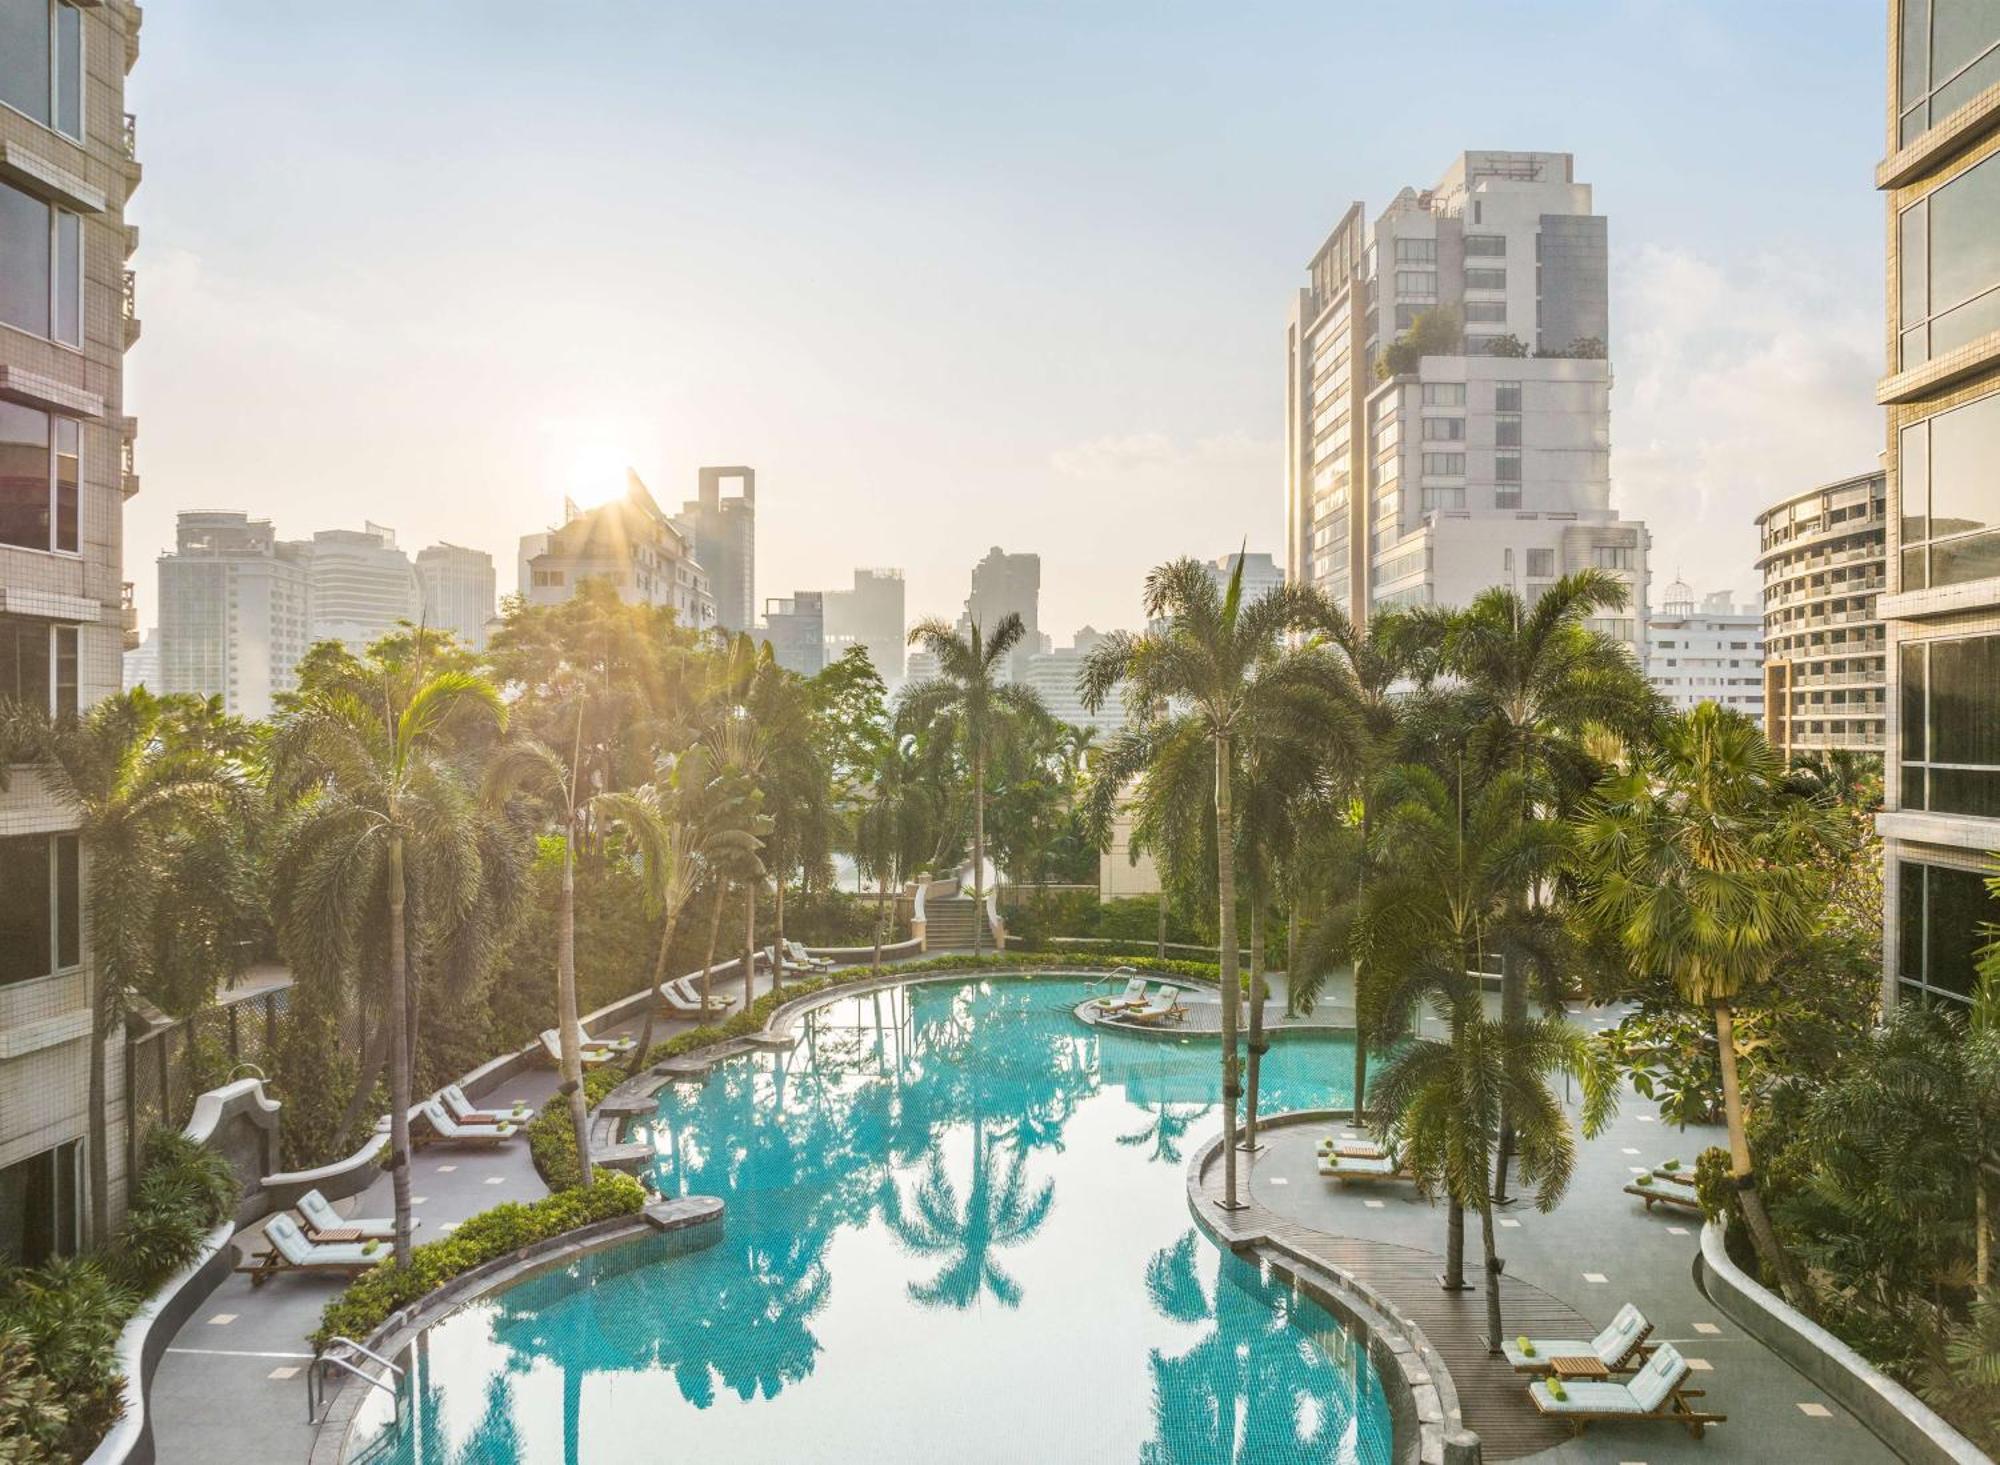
[900,614,1046,953]
[1574,702,1830,1304]
[1375,305,1463,379]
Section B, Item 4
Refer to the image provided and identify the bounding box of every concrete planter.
[1696,1220,1987,1465]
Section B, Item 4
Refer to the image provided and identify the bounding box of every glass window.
[1465,268,1506,291]
[1420,453,1465,476]
[0,617,73,715]
[1497,452,1522,484]
[1496,413,1522,447]
[1465,300,1509,324]
[1901,0,2000,141]
[1592,545,1634,570]
[0,1140,81,1268]
[1395,238,1436,264]
[1395,270,1437,300]
[1464,235,1506,257]
[1420,486,1464,511]
[0,180,50,337]
[1422,416,1464,441]
[1495,381,1522,412]
[0,404,76,554]
[53,0,80,140]
[1421,382,1465,407]
[0,0,52,127]
[54,208,79,345]
[1902,642,1927,765]
[1902,392,2000,589]
[0,833,78,984]
[55,415,76,552]
[1526,548,1554,578]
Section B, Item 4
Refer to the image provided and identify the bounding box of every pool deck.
[1189,1004,1901,1465]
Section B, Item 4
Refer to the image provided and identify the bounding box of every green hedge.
[0,1128,239,1461]
[313,1174,646,1349]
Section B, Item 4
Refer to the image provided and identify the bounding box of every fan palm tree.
[0,689,248,1244]
[597,743,767,1072]
[1079,556,1341,1209]
[1573,702,1828,1303]
[268,666,503,1262]
[900,614,1046,953]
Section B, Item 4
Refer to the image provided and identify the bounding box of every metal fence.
[126,984,291,1174]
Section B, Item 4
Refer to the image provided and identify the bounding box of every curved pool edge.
[587,966,1359,1161]
[1185,1111,1472,1465]
[310,1200,725,1465]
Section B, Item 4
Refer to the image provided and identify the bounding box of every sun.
[558,440,632,512]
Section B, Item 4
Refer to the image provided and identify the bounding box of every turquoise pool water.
[351,976,1394,1464]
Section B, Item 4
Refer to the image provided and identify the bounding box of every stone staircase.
[923,896,994,951]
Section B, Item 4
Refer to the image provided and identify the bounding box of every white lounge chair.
[295,1188,404,1244]
[1316,1149,1412,1183]
[1094,976,1149,1012]
[1124,987,1188,1025]
[442,1083,529,1127]
[421,1099,519,1145]
[660,975,734,1016]
[240,1213,382,1286]
[1503,1303,1652,1374]
[785,940,835,974]
[1528,1343,1724,1439]
[538,1027,627,1067]
[1317,1134,1387,1160]
[766,944,814,978]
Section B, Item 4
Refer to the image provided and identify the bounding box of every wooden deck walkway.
[1189,1123,1586,1461]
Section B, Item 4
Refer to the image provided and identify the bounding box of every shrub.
[313,1175,646,1348]
[1692,1145,1734,1226]
[0,1258,132,1459]
[0,1326,67,1460]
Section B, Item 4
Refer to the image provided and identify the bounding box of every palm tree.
[598,743,766,1071]
[1,690,246,1244]
[1573,702,1827,1303]
[1080,557,1341,1209]
[269,666,503,1260]
[900,614,1046,953]
[881,1121,1055,1309]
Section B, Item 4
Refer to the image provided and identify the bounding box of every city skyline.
[119,3,1885,639]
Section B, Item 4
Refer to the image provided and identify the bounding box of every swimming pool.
[347,975,1395,1463]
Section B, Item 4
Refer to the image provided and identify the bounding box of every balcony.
[120,583,138,651]
[119,113,141,189]
[121,268,140,348]
[120,423,139,498]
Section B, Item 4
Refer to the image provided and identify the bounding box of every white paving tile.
[1498,1218,1521,1228]
[483,1176,504,1185]
[1693,1322,1721,1335]
[411,1196,428,1206]
[1582,1272,1608,1284]
[1364,1199,1385,1209]
[1267,1177,1289,1186]
[268,1365,300,1380]
[1637,1115,1656,1123]
[206,1313,237,1326]
[1685,1357,1712,1371]
[1666,1226,1690,1236]
[437,1164,458,1173]
[1621,1147,1640,1155]
[1798,1402,1833,1418]
[1628,1166,1649,1174]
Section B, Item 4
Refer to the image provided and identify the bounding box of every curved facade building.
[1755,471,1888,757]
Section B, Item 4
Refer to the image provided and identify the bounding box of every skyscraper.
[1878,1,2000,1012]
[0,0,143,1253]
[525,473,715,629]
[304,523,421,651]
[1206,551,1284,607]
[156,512,312,719]
[677,466,754,634]
[823,567,906,685]
[415,542,497,650]
[763,591,825,676]
[1644,582,1764,717]
[1284,151,1649,655]
[959,546,1046,680]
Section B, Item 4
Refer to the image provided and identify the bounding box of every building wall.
[415,542,496,650]
[1646,598,1765,715]
[822,567,904,684]
[1877,1,2000,1012]
[763,592,824,676]
[0,0,142,1246]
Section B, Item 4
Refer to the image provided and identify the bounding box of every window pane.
[0,835,52,984]
[1922,862,1990,995]
[1901,201,1928,329]
[1930,634,2000,764]
[1495,382,1522,412]
[1902,763,1928,810]
[55,2,80,139]
[1902,642,1927,761]
[0,181,51,337]
[54,210,80,346]
[54,417,76,552]
[1932,285,2000,357]
[1929,155,2000,317]
[1496,415,1522,447]
[1934,0,2000,88]
[1928,392,2000,542]
[1902,0,1932,109]
[1899,863,1926,981]
[0,0,51,126]
[1901,420,1930,543]
[1904,323,1931,369]
[53,624,75,717]
[56,834,77,969]
[1935,42,2000,119]
[1929,527,2000,587]
[1929,766,2000,815]
[0,403,50,551]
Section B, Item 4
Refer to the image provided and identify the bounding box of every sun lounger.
[1124,987,1187,1025]
[295,1188,405,1244]
[1502,1303,1652,1374]
[1625,1175,1704,1213]
[785,940,835,974]
[1528,1343,1724,1439]
[1094,976,1149,1012]
[441,1082,529,1127]
[239,1213,383,1287]
[538,1027,630,1067]
[1316,1150,1412,1183]
[1317,1135,1387,1160]
[421,1099,519,1145]
[660,976,734,1016]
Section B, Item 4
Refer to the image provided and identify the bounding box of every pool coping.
[309,1199,724,1465]
[1187,1111,1466,1465]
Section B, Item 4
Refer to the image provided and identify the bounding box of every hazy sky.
[123,2,1888,639]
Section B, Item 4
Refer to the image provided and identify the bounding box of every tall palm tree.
[1573,702,1827,1303]
[270,667,503,1261]
[1,690,247,1244]
[900,614,1045,953]
[597,744,766,1071]
[1080,557,1341,1209]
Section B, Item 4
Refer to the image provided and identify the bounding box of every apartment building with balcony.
[1755,471,1888,758]
[1877,0,2000,1011]
[525,472,716,630]
[1285,151,1650,654]
[1646,582,1765,717]
[0,0,143,1263]
[156,511,312,720]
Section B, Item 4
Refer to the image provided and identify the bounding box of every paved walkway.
[1218,1005,1899,1464]
[146,956,812,1465]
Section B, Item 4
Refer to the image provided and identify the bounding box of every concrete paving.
[1243,1001,1899,1465]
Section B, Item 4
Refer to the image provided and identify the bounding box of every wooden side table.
[1549,1355,1609,1380]
[307,1227,364,1244]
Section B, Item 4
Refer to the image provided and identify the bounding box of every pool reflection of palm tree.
[1118,1095,1208,1164]
[883,1115,1056,1310]
[1141,1231,1373,1465]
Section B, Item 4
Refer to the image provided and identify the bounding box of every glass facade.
[0,833,80,985]
[1897,860,1991,1005]
[0,178,83,347]
[1899,0,2000,145]
[1898,151,2000,369]
[1898,634,2000,813]
[0,403,80,553]
[0,615,77,716]
[0,1140,81,1268]
[0,0,83,142]
[1898,390,2000,590]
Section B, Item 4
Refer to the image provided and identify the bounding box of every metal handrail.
[306,1336,403,1425]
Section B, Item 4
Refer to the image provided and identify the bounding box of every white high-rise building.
[1285,150,1649,654]
[1646,583,1765,717]
[1022,627,1124,735]
[823,568,906,686]
[1207,551,1285,607]
[156,512,312,719]
[415,542,497,650]
[306,523,420,651]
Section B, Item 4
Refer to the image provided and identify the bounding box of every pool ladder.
[306,1335,403,1428]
